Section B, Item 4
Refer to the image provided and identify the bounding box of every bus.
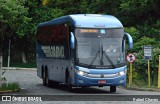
[36,14,133,92]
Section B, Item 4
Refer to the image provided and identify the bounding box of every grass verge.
[125,80,158,91]
[3,61,36,68]
[0,82,20,92]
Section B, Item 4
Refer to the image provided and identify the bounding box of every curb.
[2,67,36,70]
[0,89,19,93]
[119,86,158,92]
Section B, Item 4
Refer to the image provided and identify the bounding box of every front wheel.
[67,75,75,92]
[110,86,116,92]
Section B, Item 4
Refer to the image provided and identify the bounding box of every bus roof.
[38,14,123,28]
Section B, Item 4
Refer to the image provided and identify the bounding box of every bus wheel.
[45,70,51,87]
[67,75,75,92]
[43,70,46,86]
[43,69,51,87]
[110,86,116,92]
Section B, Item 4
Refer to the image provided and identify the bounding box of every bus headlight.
[117,70,126,76]
[119,71,125,76]
[76,70,87,76]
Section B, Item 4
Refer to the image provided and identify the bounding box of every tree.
[132,37,160,85]
[0,0,30,86]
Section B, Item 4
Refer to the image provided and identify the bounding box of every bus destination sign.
[80,29,98,33]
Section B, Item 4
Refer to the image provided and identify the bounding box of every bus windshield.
[75,28,125,68]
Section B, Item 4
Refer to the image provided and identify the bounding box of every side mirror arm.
[70,32,75,49]
[125,32,133,49]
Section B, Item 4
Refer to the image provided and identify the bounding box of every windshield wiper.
[90,50,115,68]
[101,42,115,68]
[103,51,116,68]
[90,50,100,65]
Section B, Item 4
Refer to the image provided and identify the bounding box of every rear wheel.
[110,86,116,92]
[45,70,52,87]
[43,70,46,86]
[51,81,59,88]
[43,69,51,87]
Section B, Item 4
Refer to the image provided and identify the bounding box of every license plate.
[98,80,106,84]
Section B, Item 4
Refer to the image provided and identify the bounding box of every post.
[0,35,2,88]
[7,39,11,86]
[0,53,2,88]
[129,63,132,87]
[148,60,151,87]
[158,55,160,91]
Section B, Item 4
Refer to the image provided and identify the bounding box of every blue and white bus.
[36,14,133,92]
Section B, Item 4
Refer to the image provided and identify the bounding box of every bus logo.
[101,74,104,78]
[41,46,65,58]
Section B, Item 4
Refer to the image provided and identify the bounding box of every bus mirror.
[125,32,133,49]
[70,32,75,49]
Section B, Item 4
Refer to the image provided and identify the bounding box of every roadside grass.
[0,82,20,92]
[3,61,36,68]
[126,79,158,90]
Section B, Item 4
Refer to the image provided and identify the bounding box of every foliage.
[0,0,160,88]
[0,0,31,37]
[119,0,160,26]
[0,82,20,91]
[125,27,140,43]
[134,37,159,52]
[137,20,160,39]
[125,26,159,87]
[131,37,160,86]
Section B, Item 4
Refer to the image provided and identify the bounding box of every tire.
[43,70,46,86]
[51,81,59,88]
[66,74,75,92]
[43,69,51,87]
[110,86,116,92]
[45,70,51,87]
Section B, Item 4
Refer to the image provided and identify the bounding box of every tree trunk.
[21,37,28,64]
[0,22,4,87]
[0,49,2,87]
[22,51,27,63]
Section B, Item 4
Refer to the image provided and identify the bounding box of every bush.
[127,36,160,87]
[0,82,20,91]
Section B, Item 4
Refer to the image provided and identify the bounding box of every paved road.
[0,69,160,104]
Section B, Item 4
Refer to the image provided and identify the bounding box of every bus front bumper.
[74,73,126,87]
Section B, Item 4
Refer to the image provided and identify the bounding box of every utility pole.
[0,49,2,88]
[7,39,11,86]
[0,32,2,88]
